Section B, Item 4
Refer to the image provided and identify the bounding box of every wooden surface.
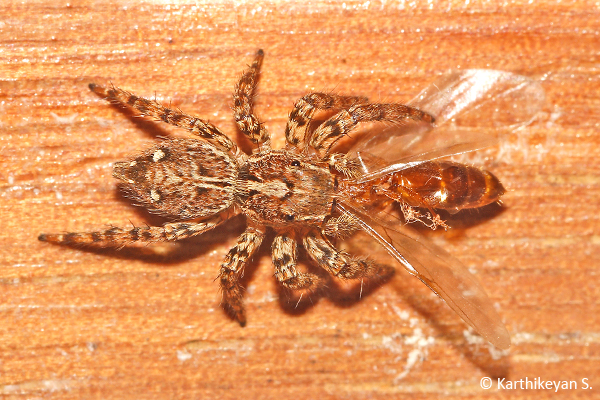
[1,0,599,398]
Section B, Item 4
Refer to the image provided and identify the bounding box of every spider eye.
[291,160,301,167]
[285,214,295,221]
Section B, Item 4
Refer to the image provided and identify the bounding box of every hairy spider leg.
[88,83,238,154]
[218,225,265,326]
[38,218,224,247]
[322,213,363,239]
[285,93,369,150]
[303,231,393,280]
[310,102,435,156]
[272,233,321,290]
[233,49,270,147]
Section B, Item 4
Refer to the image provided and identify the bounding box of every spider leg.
[303,230,394,280]
[233,49,270,147]
[89,83,238,154]
[285,93,368,150]
[38,217,225,246]
[218,225,265,326]
[324,153,362,179]
[310,103,435,156]
[323,214,362,239]
[272,233,321,291]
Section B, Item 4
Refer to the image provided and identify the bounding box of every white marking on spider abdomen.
[150,189,161,202]
[153,149,166,162]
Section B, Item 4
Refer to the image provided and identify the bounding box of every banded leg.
[325,153,362,178]
[89,83,237,153]
[38,217,225,247]
[285,93,368,149]
[310,103,435,156]
[272,234,321,291]
[233,49,269,146]
[323,213,362,239]
[218,225,265,326]
[303,231,393,280]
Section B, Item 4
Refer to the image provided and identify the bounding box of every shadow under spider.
[274,251,396,318]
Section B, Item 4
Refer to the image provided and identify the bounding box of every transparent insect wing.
[338,202,511,350]
[409,69,545,126]
[330,70,547,349]
[348,70,546,179]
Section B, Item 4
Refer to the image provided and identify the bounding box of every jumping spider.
[39,50,435,324]
[40,50,511,350]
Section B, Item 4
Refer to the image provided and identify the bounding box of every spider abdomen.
[113,138,238,219]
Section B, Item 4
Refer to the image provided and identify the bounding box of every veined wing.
[337,201,511,350]
[347,69,545,178]
[331,71,543,348]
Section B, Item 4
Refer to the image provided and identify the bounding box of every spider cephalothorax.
[235,151,335,226]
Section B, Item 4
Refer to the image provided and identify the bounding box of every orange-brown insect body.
[385,161,505,210]
[340,161,504,212]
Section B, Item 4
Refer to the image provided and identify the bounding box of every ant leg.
[376,186,449,230]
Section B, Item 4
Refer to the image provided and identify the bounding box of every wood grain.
[1,0,599,398]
